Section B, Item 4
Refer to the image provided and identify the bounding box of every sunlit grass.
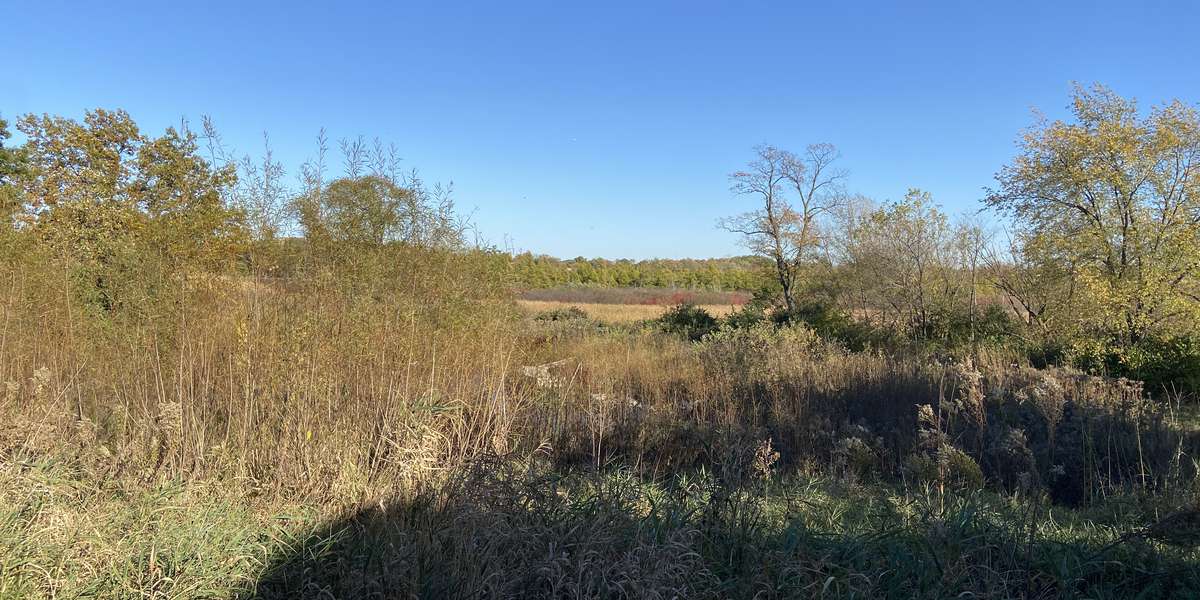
[517,299,738,322]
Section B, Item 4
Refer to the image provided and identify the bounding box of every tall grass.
[2,239,1198,597]
[4,245,1197,503]
[251,463,1200,599]
[1,242,521,503]
[519,319,1197,504]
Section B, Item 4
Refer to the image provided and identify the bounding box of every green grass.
[3,455,1197,599]
[0,457,306,599]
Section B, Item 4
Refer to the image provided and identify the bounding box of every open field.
[5,288,1200,597]
[518,298,739,321]
[519,286,751,306]
[6,84,1200,598]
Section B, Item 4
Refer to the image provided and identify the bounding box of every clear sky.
[5,1,1199,259]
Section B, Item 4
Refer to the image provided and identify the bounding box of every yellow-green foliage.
[988,84,1200,342]
[2,102,1200,598]
[0,108,518,502]
[11,109,245,315]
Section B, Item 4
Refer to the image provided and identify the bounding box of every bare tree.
[720,144,846,312]
[984,228,1078,338]
[954,217,992,351]
[780,143,847,263]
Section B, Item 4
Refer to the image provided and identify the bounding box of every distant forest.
[507,253,769,290]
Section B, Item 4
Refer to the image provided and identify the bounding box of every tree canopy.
[987,84,1200,343]
[14,109,243,271]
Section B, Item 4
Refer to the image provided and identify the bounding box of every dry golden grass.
[517,299,738,322]
[5,255,1200,598]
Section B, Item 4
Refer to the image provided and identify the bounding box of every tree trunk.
[775,256,795,313]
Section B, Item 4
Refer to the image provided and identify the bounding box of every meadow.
[517,299,738,322]
[518,285,752,307]
[2,263,1198,598]
[3,92,1200,598]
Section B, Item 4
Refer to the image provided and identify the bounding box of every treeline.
[508,253,769,290]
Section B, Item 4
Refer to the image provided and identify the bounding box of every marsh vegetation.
[2,86,1200,598]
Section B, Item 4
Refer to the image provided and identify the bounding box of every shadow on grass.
[247,462,1200,599]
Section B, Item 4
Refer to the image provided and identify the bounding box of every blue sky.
[5,1,1199,258]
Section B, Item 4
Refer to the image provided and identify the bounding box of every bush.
[698,322,834,382]
[534,305,590,322]
[1065,334,1200,398]
[935,303,1021,349]
[905,445,984,492]
[658,303,718,341]
[904,303,1023,351]
[1026,338,1070,370]
[722,304,766,329]
[771,301,877,352]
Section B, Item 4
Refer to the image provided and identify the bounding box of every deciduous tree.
[721,144,845,311]
[14,109,244,310]
[0,118,27,225]
[986,85,1200,343]
[838,190,973,337]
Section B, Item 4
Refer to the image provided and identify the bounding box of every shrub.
[658,303,718,341]
[898,303,1023,351]
[721,304,766,329]
[983,427,1037,491]
[1025,338,1070,369]
[834,436,880,483]
[931,303,1021,349]
[534,305,590,322]
[905,445,984,492]
[937,445,985,491]
[529,305,600,341]
[771,300,877,351]
[698,322,834,382]
[1064,334,1200,398]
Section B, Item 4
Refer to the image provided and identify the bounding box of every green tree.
[17,110,144,260]
[839,190,972,338]
[135,126,244,269]
[300,175,406,246]
[15,109,244,310]
[298,174,462,250]
[986,85,1200,343]
[0,117,27,225]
